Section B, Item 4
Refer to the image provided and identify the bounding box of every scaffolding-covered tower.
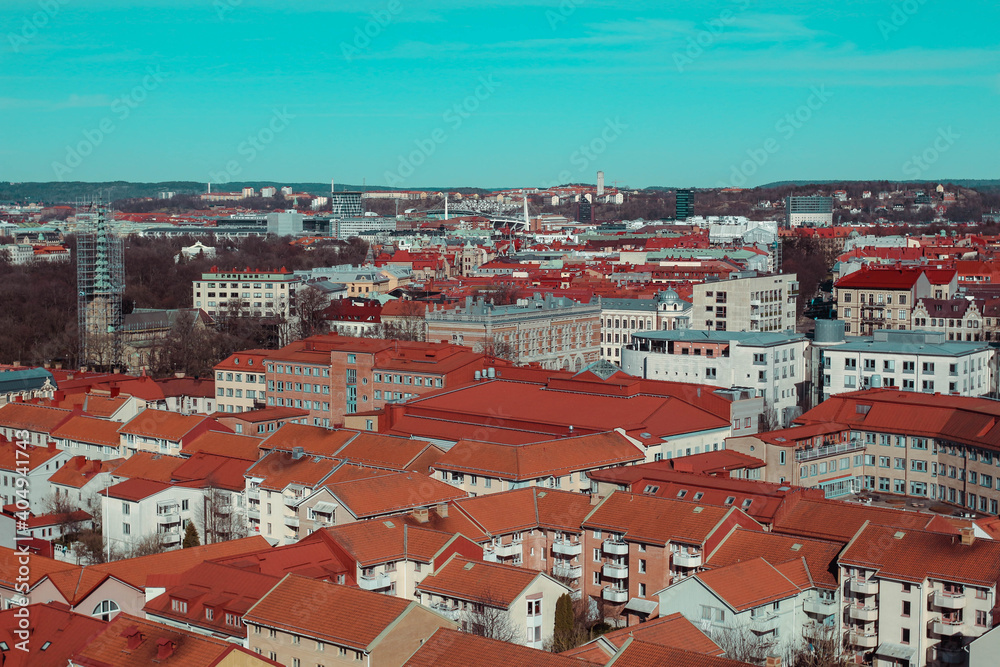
[77,207,124,370]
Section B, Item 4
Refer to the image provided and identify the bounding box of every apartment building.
[839,522,1000,667]
[192,266,302,324]
[415,555,571,649]
[424,293,601,371]
[118,408,225,457]
[690,273,798,333]
[0,402,72,446]
[798,390,1000,511]
[913,297,987,342]
[817,329,994,401]
[49,414,124,460]
[834,267,957,335]
[102,478,204,552]
[580,491,763,626]
[244,574,454,666]
[622,329,807,426]
[599,290,691,361]
[214,349,270,413]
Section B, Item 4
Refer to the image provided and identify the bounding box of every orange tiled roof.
[405,628,600,667]
[771,497,941,543]
[111,451,186,483]
[606,640,755,667]
[50,414,122,447]
[0,547,78,589]
[693,558,803,611]
[47,456,123,489]
[245,450,342,491]
[840,523,1000,587]
[324,472,467,519]
[706,527,842,589]
[453,487,594,536]
[119,409,217,441]
[562,612,722,661]
[415,555,546,608]
[243,574,417,650]
[182,430,262,461]
[433,431,644,481]
[315,520,465,566]
[0,602,105,667]
[0,403,73,432]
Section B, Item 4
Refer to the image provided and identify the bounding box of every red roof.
[405,628,600,667]
[692,557,803,611]
[0,602,106,667]
[50,415,122,447]
[416,555,549,608]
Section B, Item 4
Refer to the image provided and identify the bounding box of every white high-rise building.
[597,171,605,196]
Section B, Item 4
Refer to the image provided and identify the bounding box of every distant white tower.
[597,171,605,197]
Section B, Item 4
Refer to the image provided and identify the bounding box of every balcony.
[749,612,779,633]
[603,539,629,556]
[553,564,582,579]
[795,439,864,463]
[247,488,260,501]
[603,563,628,579]
[850,577,878,595]
[802,622,831,641]
[492,541,522,558]
[482,550,499,563]
[284,515,299,528]
[673,551,703,568]
[803,598,837,616]
[247,508,260,520]
[932,591,967,610]
[553,539,583,557]
[159,530,181,545]
[602,586,629,603]
[358,572,391,591]
[849,605,878,622]
[430,602,460,621]
[848,631,879,648]
[283,494,302,508]
[937,647,966,664]
[932,619,965,636]
[156,510,180,525]
[215,504,233,515]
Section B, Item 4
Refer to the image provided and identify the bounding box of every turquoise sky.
[2,0,997,189]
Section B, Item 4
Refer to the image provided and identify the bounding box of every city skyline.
[2,1,998,188]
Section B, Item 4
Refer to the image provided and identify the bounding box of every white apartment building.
[622,330,808,427]
[102,479,204,552]
[818,330,994,402]
[192,267,302,329]
[839,523,1000,667]
[691,273,798,333]
[599,290,691,362]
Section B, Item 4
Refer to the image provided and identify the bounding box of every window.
[902,600,910,617]
[901,628,910,644]
[92,600,120,621]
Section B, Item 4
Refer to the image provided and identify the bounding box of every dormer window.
[205,608,214,621]
[171,599,188,614]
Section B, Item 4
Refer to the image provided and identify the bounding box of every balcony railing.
[247,488,260,501]
[553,564,582,579]
[848,631,878,648]
[803,598,837,616]
[491,541,522,558]
[603,563,628,579]
[358,572,391,591]
[284,515,299,528]
[603,539,628,555]
[552,539,583,556]
[932,591,966,610]
[283,494,302,507]
[602,586,628,603]
[749,612,778,632]
[430,602,460,621]
[850,577,878,595]
[673,551,702,568]
[932,618,965,636]
[156,510,180,525]
[795,439,863,463]
[247,508,260,520]
[849,605,878,622]
[159,530,181,544]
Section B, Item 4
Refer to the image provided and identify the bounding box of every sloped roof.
[692,558,803,611]
[605,640,755,667]
[111,451,186,483]
[0,402,72,432]
[771,497,946,543]
[0,602,106,667]
[452,487,594,536]
[182,430,262,461]
[245,450,342,491]
[415,555,546,608]
[405,628,599,667]
[50,415,122,447]
[325,472,467,519]
[119,409,217,441]
[706,527,841,589]
[316,520,463,566]
[562,612,723,662]
[243,574,417,650]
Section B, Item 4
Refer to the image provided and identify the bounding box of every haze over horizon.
[3,0,998,189]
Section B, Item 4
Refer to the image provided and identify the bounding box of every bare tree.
[200,488,248,544]
[712,621,779,665]
[461,588,522,644]
[759,402,781,432]
[44,490,87,540]
[787,623,851,667]
[295,285,330,339]
[479,335,518,363]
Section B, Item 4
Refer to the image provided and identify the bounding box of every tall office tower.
[785,196,834,227]
[675,189,693,220]
[77,207,124,370]
[578,198,594,223]
[330,190,364,219]
[597,171,605,197]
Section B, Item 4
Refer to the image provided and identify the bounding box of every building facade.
[690,274,798,333]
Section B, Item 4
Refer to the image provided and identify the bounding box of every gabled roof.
[50,415,123,447]
[690,557,803,611]
[451,487,594,536]
[562,612,722,662]
[432,431,644,481]
[0,602,106,667]
[0,402,73,432]
[243,574,419,651]
[834,266,927,290]
[840,523,1000,587]
[143,562,280,638]
[245,450,342,491]
[405,628,600,667]
[706,527,841,589]
[0,441,65,473]
[325,472,467,519]
[182,430,262,461]
[605,640,756,667]
[583,492,760,546]
[313,520,465,566]
[171,452,253,491]
[110,451,186,482]
[416,555,552,608]
[211,539,350,581]
[0,547,79,590]
[771,497,943,543]
[47,456,123,489]
[119,409,218,441]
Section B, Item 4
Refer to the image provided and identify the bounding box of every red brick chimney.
[156,637,176,660]
[766,655,782,667]
[120,626,145,649]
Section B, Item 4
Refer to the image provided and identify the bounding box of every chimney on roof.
[292,446,305,460]
[960,526,975,546]
[435,503,449,519]
[766,656,782,667]
[413,507,429,523]
[110,387,120,398]
[121,626,145,649]
[156,637,177,660]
